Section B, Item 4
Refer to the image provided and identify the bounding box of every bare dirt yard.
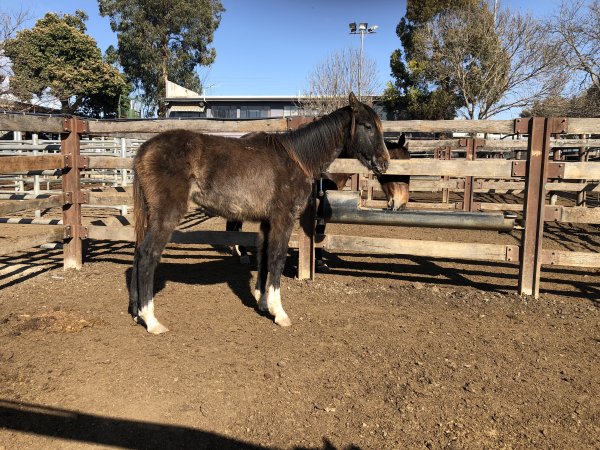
[0,209,599,449]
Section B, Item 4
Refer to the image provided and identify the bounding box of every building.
[164,80,389,120]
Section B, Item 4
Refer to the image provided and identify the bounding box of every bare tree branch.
[0,7,31,109]
[419,2,564,119]
[301,48,380,115]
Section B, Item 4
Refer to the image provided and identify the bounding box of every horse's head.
[345,92,390,176]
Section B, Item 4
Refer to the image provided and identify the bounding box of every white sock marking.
[139,299,169,334]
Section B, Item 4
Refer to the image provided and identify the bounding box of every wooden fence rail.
[1,113,599,298]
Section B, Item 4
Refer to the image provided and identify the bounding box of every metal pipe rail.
[321,191,516,231]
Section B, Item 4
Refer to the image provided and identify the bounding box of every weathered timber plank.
[0,227,63,256]
[559,207,600,224]
[563,162,600,180]
[87,156,133,170]
[381,120,514,134]
[545,182,600,192]
[0,113,66,133]
[0,195,62,215]
[541,249,600,267]
[329,159,514,177]
[86,226,301,249]
[568,118,600,134]
[324,234,518,262]
[0,155,64,173]
[87,191,132,205]
[87,118,291,135]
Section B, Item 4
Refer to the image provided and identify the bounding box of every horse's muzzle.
[371,156,389,176]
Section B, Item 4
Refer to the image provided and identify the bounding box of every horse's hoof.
[315,260,331,273]
[146,321,169,334]
[275,314,292,327]
[258,297,269,312]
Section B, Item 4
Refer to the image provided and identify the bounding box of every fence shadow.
[320,251,599,303]
[0,400,360,450]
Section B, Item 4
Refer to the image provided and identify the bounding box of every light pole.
[349,22,378,100]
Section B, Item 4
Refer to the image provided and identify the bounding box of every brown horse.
[130,93,389,333]
[227,134,411,267]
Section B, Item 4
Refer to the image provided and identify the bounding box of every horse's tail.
[133,170,148,248]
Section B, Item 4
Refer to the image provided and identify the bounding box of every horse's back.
[134,128,313,221]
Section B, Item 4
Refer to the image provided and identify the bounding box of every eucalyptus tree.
[99,0,224,117]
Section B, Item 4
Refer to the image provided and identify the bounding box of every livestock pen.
[1,112,599,450]
[1,113,598,298]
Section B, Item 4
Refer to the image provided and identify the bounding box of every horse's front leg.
[260,217,295,327]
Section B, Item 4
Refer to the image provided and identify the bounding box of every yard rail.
[1,112,599,298]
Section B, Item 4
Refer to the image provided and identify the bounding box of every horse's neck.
[283,107,351,177]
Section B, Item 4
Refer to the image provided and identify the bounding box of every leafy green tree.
[99,0,225,117]
[385,0,562,120]
[4,10,129,117]
[383,0,469,120]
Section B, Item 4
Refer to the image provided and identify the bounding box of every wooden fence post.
[61,117,88,270]
[460,138,484,211]
[577,134,588,206]
[517,117,567,297]
[442,145,452,204]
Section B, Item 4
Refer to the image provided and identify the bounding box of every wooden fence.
[1,112,599,298]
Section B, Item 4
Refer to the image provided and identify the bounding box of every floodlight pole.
[349,22,377,101]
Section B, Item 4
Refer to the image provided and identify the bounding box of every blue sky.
[4,0,565,99]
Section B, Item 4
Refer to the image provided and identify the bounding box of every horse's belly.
[189,179,273,221]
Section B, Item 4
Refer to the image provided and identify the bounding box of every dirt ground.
[0,207,599,449]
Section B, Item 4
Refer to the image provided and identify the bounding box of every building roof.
[165,94,306,103]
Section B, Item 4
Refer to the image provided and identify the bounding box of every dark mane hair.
[277,106,351,176]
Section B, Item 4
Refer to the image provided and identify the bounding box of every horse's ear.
[349,92,360,112]
[399,133,406,148]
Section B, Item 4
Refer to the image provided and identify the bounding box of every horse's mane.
[276,106,353,176]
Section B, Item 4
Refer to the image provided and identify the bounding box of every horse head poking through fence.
[130,92,389,333]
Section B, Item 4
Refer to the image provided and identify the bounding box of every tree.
[99,0,224,117]
[3,11,129,117]
[417,2,563,119]
[535,0,600,117]
[0,7,31,109]
[301,48,380,115]
[383,0,470,120]
[523,85,600,118]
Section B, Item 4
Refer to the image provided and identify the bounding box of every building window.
[212,105,237,119]
[169,111,206,118]
[240,105,270,119]
[283,105,300,117]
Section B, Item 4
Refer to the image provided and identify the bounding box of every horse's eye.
[362,123,372,129]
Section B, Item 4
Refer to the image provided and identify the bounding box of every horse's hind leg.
[132,208,185,334]
[260,216,295,327]
[226,220,249,264]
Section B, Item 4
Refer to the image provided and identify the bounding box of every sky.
[3,0,565,99]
